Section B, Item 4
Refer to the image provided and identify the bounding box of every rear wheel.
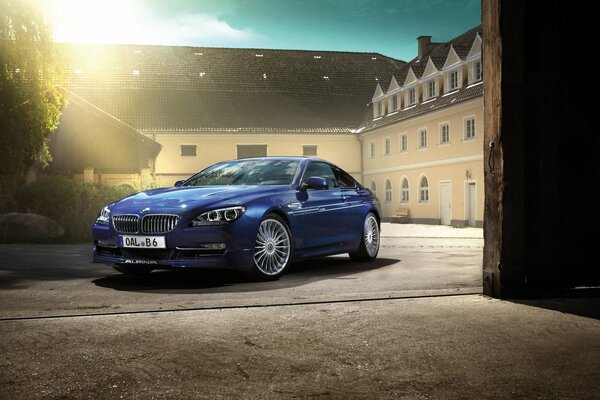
[251,214,292,281]
[113,264,153,275]
[349,212,380,261]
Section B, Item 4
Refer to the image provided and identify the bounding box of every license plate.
[119,235,166,249]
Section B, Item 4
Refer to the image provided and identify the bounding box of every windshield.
[183,159,300,186]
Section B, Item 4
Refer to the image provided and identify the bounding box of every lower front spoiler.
[93,246,253,271]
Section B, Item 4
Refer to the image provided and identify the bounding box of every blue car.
[93,157,381,280]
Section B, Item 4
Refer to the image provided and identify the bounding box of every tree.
[0,0,63,176]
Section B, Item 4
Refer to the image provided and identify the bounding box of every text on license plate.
[119,235,166,249]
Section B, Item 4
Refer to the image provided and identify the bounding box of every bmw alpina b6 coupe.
[93,157,381,280]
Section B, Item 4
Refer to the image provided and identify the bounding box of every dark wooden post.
[482,0,526,298]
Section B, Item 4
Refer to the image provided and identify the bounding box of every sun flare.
[39,0,144,44]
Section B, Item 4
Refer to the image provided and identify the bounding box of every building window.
[419,176,429,203]
[370,181,377,197]
[384,179,392,203]
[370,142,376,159]
[401,178,409,203]
[384,137,391,156]
[400,134,408,152]
[303,145,318,156]
[448,69,459,91]
[407,88,416,106]
[391,95,398,111]
[237,144,267,159]
[465,117,476,140]
[180,145,197,156]
[439,123,450,144]
[373,101,383,119]
[473,60,482,82]
[419,129,427,149]
[427,80,436,99]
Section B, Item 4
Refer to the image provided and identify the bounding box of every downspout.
[358,131,364,185]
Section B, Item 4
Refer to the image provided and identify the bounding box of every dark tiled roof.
[391,25,481,90]
[409,63,426,79]
[392,69,409,89]
[56,44,404,133]
[433,26,481,62]
[360,82,483,132]
[429,56,447,70]
[368,26,482,131]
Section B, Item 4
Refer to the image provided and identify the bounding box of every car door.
[332,167,373,249]
[294,161,348,252]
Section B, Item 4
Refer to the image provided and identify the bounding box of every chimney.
[417,35,432,59]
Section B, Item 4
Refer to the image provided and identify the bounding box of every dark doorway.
[482,0,600,298]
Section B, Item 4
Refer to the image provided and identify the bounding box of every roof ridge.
[56,42,405,62]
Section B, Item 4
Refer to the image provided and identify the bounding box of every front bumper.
[92,222,255,270]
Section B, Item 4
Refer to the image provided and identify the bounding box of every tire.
[113,264,153,275]
[349,212,380,261]
[251,213,292,281]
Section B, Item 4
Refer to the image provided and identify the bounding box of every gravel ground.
[1,294,599,399]
[380,223,483,238]
[2,223,596,399]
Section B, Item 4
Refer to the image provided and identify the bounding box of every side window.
[333,168,357,189]
[302,162,337,188]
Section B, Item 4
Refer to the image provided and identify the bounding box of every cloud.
[152,13,260,46]
[44,0,261,47]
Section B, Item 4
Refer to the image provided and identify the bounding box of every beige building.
[52,26,482,226]
[358,27,483,226]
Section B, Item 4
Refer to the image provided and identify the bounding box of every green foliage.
[12,176,135,242]
[0,0,64,175]
[0,174,20,212]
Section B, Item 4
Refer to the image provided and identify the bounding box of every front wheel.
[251,214,292,281]
[349,212,380,261]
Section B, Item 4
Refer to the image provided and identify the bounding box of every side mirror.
[174,180,185,187]
[302,176,328,190]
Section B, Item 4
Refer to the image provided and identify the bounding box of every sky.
[38,0,481,61]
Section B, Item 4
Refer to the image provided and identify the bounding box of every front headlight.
[191,206,246,226]
[96,206,111,225]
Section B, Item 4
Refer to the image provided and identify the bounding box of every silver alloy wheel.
[364,214,380,257]
[254,218,291,276]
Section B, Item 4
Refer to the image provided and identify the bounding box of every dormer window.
[373,100,384,119]
[448,69,459,91]
[473,60,482,82]
[406,88,416,106]
[391,95,398,111]
[426,80,436,99]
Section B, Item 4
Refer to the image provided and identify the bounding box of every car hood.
[111,185,287,213]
